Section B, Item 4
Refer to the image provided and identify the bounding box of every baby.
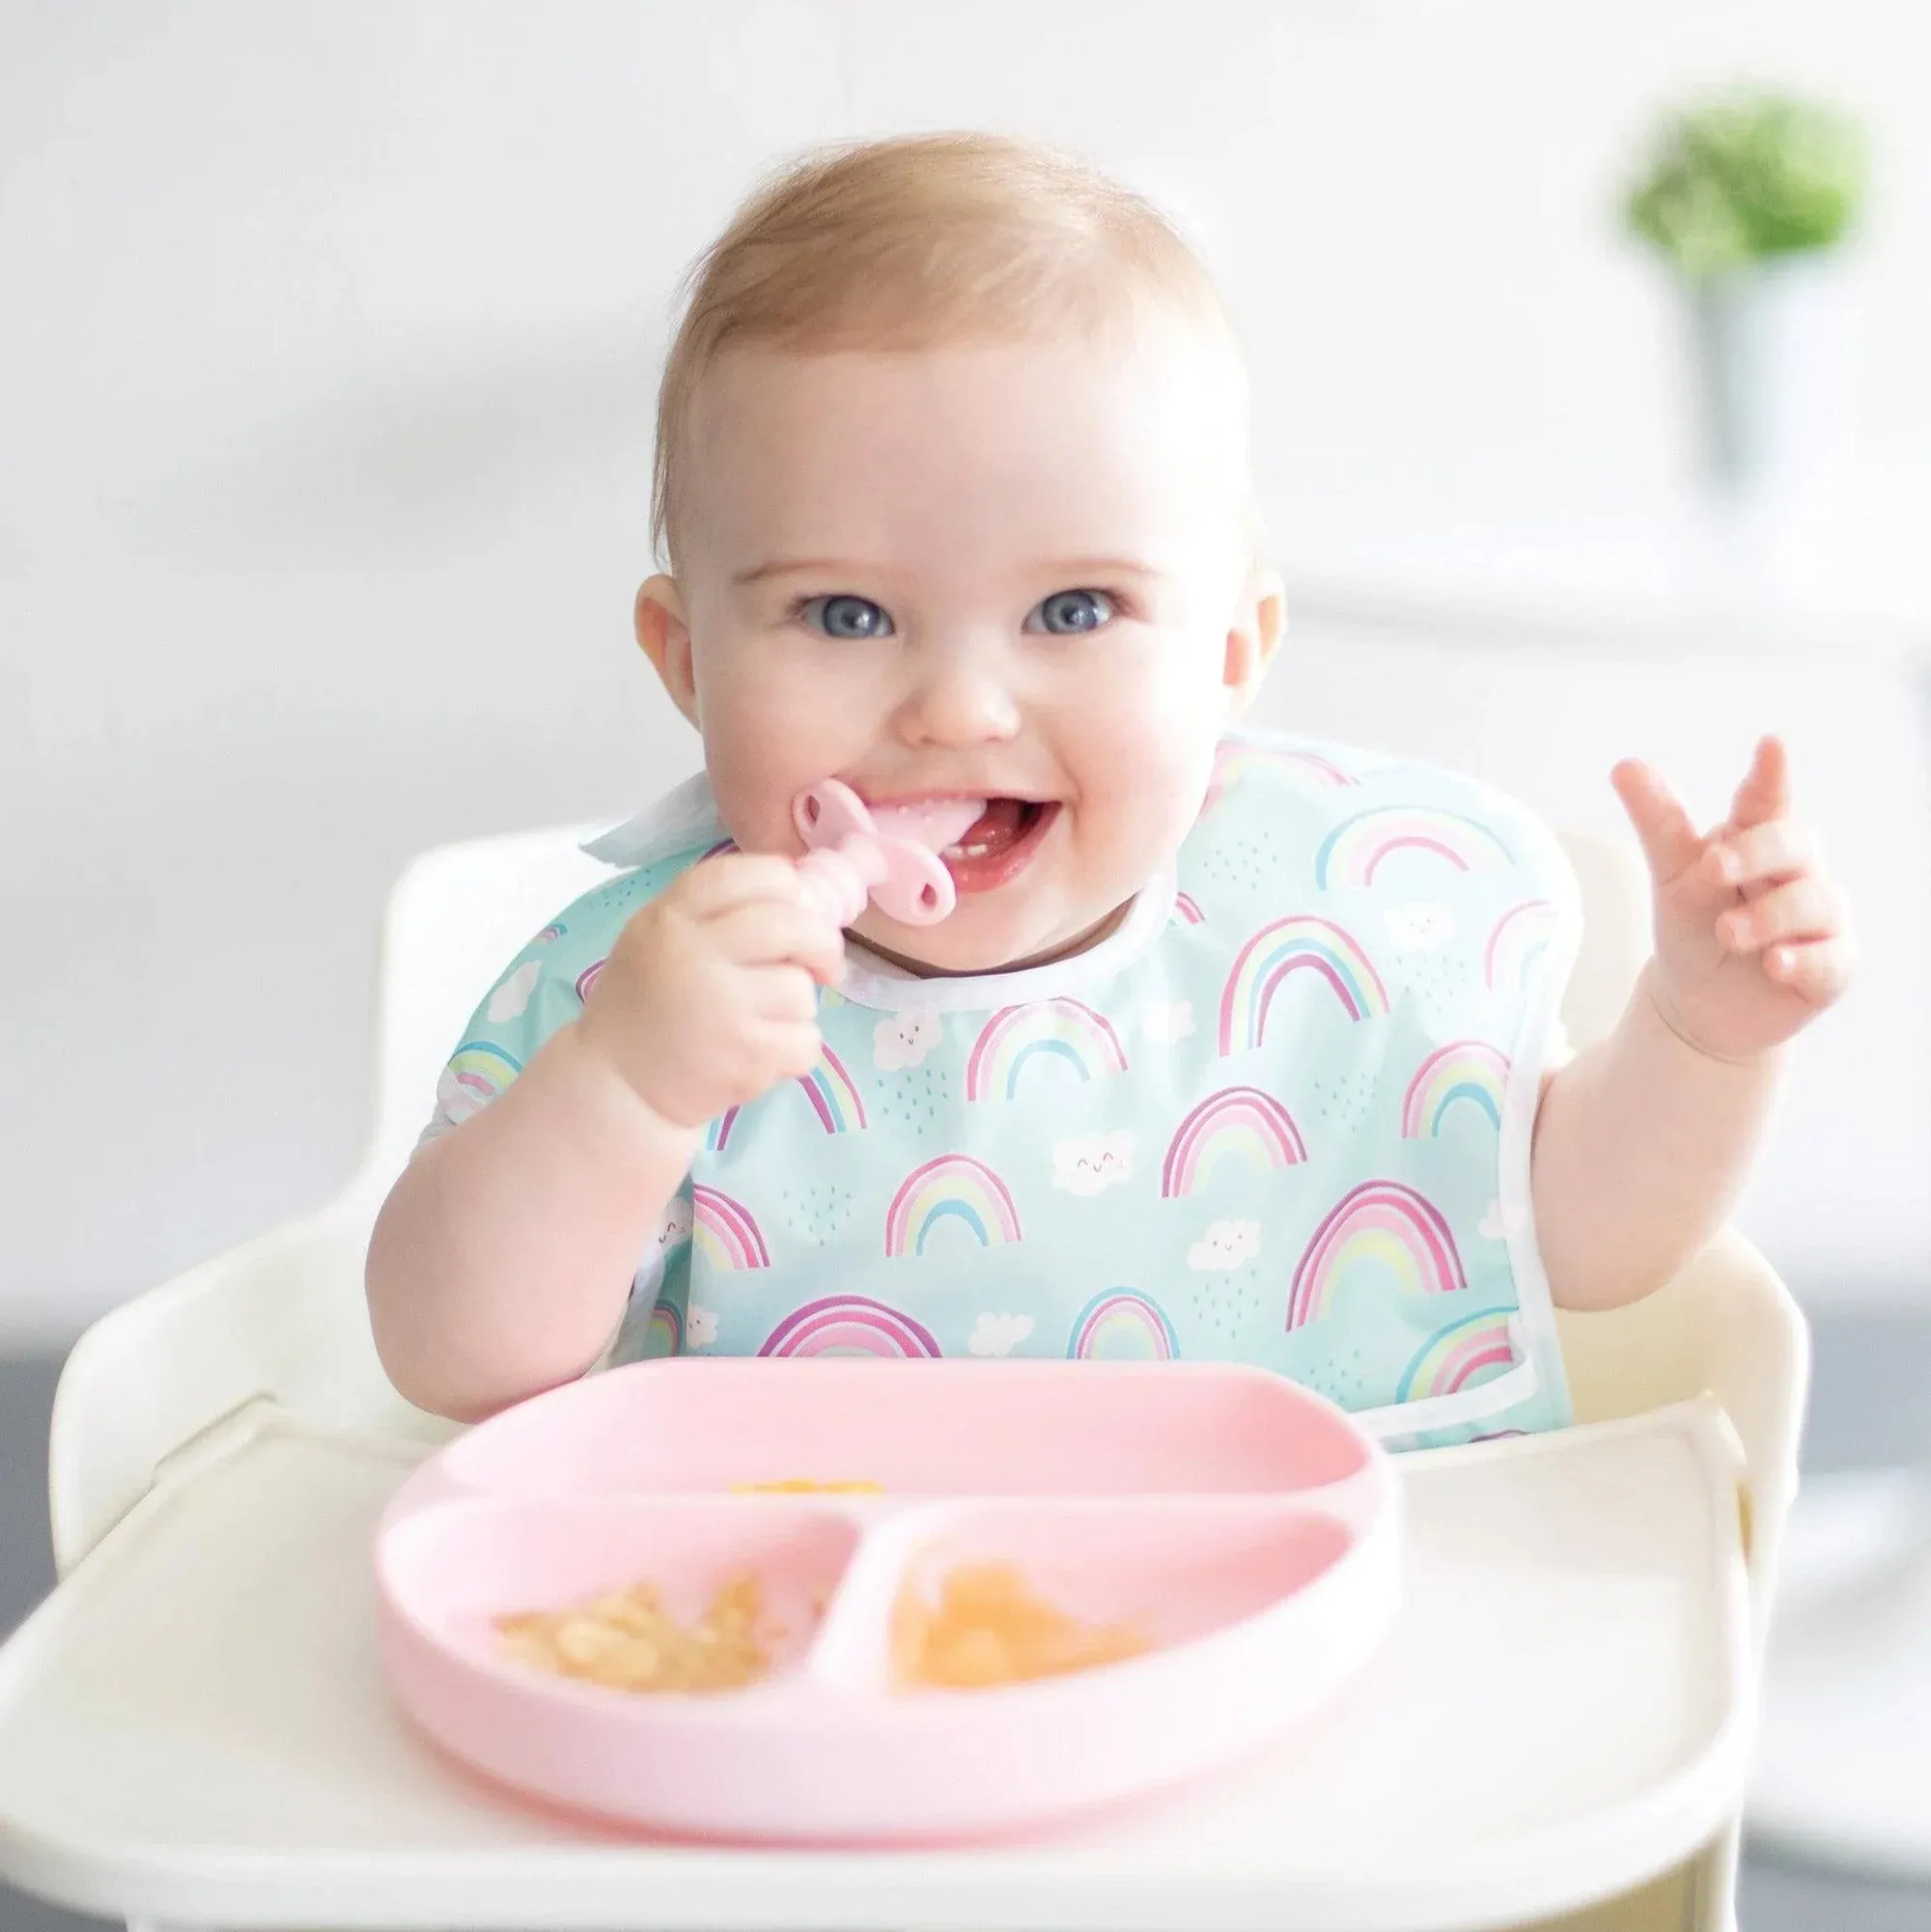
[367,134,1853,1444]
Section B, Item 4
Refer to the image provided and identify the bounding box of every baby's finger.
[758,1020,827,1083]
[1610,759,1704,886]
[1765,935,1857,1007]
[1718,875,1843,953]
[1713,817,1823,890]
[677,852,809,916]
[745,963,821,1027]
[712,897,847,983]
[1727,735,1791,832]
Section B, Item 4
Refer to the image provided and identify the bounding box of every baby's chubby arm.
[365,854,845,1420]
[1531,738,1855,1311]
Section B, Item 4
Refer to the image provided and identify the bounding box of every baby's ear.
[635,575,698,725]
[1221,566,1285,715]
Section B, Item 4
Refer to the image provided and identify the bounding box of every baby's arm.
[1531,738,1854,1311]
[366,854,843,1420]
[367,1023,694,1420]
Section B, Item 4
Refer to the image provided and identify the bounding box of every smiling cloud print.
[1188,1218,1263,1272]
[968,1313,1034,1358]
[487,959,543,1023]
[686,1302,720,1349]
[875,1010,942,1071]
[634,1196,694,1291]
[656,1196,693,1252]
[1051,1130,1135,1196]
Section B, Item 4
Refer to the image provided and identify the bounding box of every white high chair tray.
[0,1397,1751,1932]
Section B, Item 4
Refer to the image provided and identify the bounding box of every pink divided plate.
[375,1358,1398,1844]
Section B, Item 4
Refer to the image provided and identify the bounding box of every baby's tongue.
[868,796,986,852]
[947,798,1027,858]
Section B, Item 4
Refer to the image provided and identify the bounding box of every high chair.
[0,822,1806,1932]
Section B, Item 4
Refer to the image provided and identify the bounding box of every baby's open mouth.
[939,799,1058,895]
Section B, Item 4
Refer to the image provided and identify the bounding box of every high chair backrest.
[364,826,614,1189]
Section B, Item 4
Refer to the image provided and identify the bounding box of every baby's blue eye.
[1025,589,1116,635]
[801,595,894,639]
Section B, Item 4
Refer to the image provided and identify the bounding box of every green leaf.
[1621,87,1869,278]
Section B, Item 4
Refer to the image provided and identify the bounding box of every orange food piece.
[893,1560,1148,1690]
[731,1479,883,1495]
[496,1575,781,1694]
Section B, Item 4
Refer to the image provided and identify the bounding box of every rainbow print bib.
[426,731,1581,1448]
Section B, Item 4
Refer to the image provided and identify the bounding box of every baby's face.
[645,329,1277,973]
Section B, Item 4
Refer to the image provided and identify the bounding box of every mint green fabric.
[425,733,1580,1448]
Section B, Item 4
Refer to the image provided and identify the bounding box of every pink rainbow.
[1161,1086,1307,1196]
[1287,1180,1466,1330]
[759,1295,941,1358]
[883,1153,1022,1257]
[1400,1040,1510,1138]
[690,1185,770,1271]
[796,1044,866,1133]
[1218,916,1390,1051]
[1199,740,1358,818]
[1484,898,1555,990]
[965,998,1127,1103]
[1069,1290,1178,1360]
[1431,1329,1515,1393]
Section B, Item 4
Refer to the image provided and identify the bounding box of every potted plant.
[1622,88,1870,498]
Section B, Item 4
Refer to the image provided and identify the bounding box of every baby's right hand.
[575,854,845,1131]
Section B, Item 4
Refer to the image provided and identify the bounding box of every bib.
[425,732,1581,1449]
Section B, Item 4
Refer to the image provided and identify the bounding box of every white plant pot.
[1683,253,1853,503]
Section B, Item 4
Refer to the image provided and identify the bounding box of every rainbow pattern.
[1397,1308,1517,1402]
[1067,1289,1179,1360]
[706,1107,741,1154]
[1218,915,1389,1051]
[702,838,738,859]
[884,1154,1022,1257]
[1485,899,1557,993]
[1314,807,1514,889]
[759,1294,942,1358]
[966,999,1128,1101]
[444,1041,522,1111]
[574,958,606,1003]
[1200,740,1357,818]
[796,1044,867,1133]
[534,922,566,944]
[645,1298,684,1358]
[690,1186,770,1272]
[1173,891,1206,926]
[1401,1040,1511,1137]
[1287,1180,1467,1330]
[1161,1086,1307,1196]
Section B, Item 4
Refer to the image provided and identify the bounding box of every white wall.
[4,1,1928,1344]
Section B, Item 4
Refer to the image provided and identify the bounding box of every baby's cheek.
[1102,763,1211,868]
[705,763,801,857]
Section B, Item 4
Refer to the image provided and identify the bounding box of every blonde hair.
[651,132,1236,566]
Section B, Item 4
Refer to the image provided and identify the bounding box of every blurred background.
[4,3,1930,1926]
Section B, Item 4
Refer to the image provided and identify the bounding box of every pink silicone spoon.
[793,781,985,926]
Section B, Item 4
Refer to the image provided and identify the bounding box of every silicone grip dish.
[375,1358,1398,1844]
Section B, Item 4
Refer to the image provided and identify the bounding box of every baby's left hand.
[1611,736,1855,1063]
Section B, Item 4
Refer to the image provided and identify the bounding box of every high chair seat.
[0,824,1806,1932]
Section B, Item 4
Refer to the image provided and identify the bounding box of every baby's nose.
[893,643,1022,748]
